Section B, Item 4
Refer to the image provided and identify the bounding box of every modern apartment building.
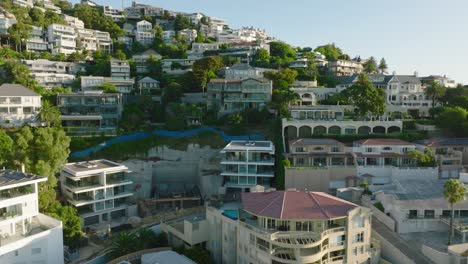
[110,59,131,80]
[327,59,363,76]
[60,160,136,228]
[162,190,378,264]
[76,28,98,52]
[417,138,468,179]
[57,92,122,135]
[207,78,272,115]
[25,26,48,53]
[285,138,357,192]
[0,8,16,34]
[220,141,275,191]
[22,59,81,88]
[224,63,274,80]
[187,42,219,59]
[62,14,84,29]
[103,6,125,21]
[0,170,64,264]
[178,29,198,42]
[47,23,77,55]
[132,49,162,74]
[0,84,41,127]
[96,30,113,53]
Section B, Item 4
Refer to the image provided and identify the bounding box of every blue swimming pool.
[222,210,239,220]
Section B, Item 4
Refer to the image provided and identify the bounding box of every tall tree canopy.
[191,56,224,91]
[363,56,378,74]
[314,43,344,60]
[343,74,386,117]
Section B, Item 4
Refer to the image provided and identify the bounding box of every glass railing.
[0,185,34,200]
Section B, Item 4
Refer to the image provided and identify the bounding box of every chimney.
[21,164,25,173]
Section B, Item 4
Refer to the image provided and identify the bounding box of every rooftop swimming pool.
[222,210,238,220]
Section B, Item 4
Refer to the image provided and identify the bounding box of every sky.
[73,0,468,84]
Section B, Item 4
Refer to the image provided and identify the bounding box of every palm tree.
[38,100,61,127]
[425,81,445,118]
[106,232,137,259]
[444,179,466,245]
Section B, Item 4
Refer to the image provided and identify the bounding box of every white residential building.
[135,31,155,46]
[161,58,196,75]
[95,30,112,53]
[290,88,317,107]
[0,8,16,34]
[162,30,176,43]
[60,160,136,228]
[47,24,77,55]
[188,42,219,59]
[373,177,468,235]
[132,49,162,74]
[76,28,98,52]
[62,14,84,29]
[327,59,363,76]
[220,141,275,191]
[386,75,431,108]
[25,26,48,52]
[224,63,273,79]
[0,84,41,127]
[81,76,135,94]
[0,170,64,264]
[162,190,379,264]
[12,0,33,8]
[136,20,152,32]
[103,6,125,21]
[23,59,82,88]
[137,76,160,94]
[178,29,197,43]
[352,138,438,184]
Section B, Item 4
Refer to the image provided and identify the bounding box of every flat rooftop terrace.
[63,160,127,175]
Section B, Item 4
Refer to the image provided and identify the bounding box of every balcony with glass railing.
[106,172,132,185]
[65,176,101,192]
[0,184,35,201]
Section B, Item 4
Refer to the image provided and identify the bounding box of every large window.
[408,210,418,219]
[424,210,435,219]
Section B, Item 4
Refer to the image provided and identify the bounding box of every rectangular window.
[424,210,435,219]
[408,210,418,219]
[355,232,364,243]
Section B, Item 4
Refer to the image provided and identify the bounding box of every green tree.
[378,58,388,74]
[444,179,466,245]
[252,48,270,68]
[174,14,192,31]
[269,41,296,60]
[314,43,344,60]
[426,81,446,117]
[99,82,119,93]
[407,148,437,167]
[11,127,70,212]
[343,74,386,117]
[191,56,223,92]
[227,113,244,134]
[363,56,378,74]
[0,131,13,166]
[163,82,183,104]
[435,107,468,137]
[264,69,299,116]
[1,61,38,90]
[106,232,137,259]
[49,205,83,246]
[38,100,61,127]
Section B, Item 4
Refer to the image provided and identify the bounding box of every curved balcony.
[270,227,345,249]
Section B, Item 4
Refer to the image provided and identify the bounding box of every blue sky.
[73,0,468,84]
